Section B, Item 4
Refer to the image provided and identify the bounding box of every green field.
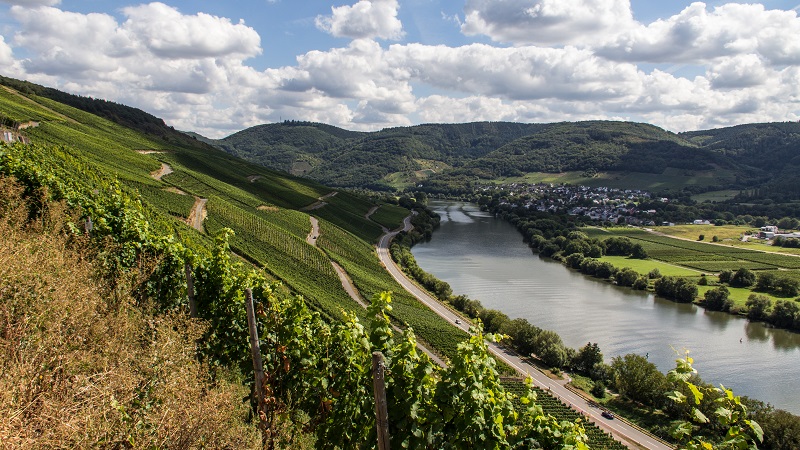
[586,226,800,310]
[696,285,779,310]
[598,255,701,277]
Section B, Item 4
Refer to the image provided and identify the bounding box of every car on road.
[601,411,614,420]
[454,319,461,324]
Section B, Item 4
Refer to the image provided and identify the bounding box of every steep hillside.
[0,77,397,323]
[214,120,544,188]
[681,122,800,200]
[466,121,708,176]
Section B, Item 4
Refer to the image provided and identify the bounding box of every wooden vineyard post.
[372,351,390,450]
[185,263,197,318]
[245,288,267,433]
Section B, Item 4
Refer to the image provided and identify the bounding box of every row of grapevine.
[162,167,266,209]
[679,261,777,272]
[131,182,196,219]
[0,88,66,122]
[204,198,366,323]
[502,382,629,450]
[251,206,311,239]
[367,203,409,230]
[316,219,468,361]
[247,175,320,209]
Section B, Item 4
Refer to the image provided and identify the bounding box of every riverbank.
[407,201,800,430]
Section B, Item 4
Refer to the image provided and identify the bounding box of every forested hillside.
[463,121,710,176]
[681,122,800,201]
[213,120,545,189]
[209,115,800,203]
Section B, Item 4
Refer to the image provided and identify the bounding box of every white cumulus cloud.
[316,0,404,40]
[461,0,636,45]
[596,3,800,66]
[389,43,642,102]
[1,0,798,138]
[121,2,261,59]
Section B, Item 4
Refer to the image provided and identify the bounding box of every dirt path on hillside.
[300,191,338,211]
[305,215,445,367]
[186,197,208,232]
[150,163,173,181]
[163,187,187,195]
[365,205,379,220]
[247,175,263,183]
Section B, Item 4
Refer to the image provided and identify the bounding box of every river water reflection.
[411,201,800,414]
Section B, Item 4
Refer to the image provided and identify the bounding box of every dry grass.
[0,177,261,449]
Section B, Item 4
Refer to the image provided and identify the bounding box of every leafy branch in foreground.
[667,352,763,450]
[255,289,589,449]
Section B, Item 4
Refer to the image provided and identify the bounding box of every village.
[478,182,800,241]
[479,182,662,225]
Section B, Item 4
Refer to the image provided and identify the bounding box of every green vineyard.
[204,199,363,323]
[587,227,800,272]
[502,381,629,450]
[316,219,468,361]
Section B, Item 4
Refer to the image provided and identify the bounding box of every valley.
[1,75,795,449]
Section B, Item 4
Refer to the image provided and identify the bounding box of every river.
[411,201,800,414]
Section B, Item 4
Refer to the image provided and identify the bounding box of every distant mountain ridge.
[210,120,546,189]
[207,118,800,197]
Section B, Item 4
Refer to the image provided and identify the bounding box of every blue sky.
[0,0,798,137]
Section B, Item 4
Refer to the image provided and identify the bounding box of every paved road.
[306,216,320,245]
[376,215,672,450]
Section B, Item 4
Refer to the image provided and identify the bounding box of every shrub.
[703,286,733,312]
[730,268,757,288]
[774,277,800,297]
[615,267,639,287]
[648,268,662,279]
[565,252,585,269]
[594,261,617,279]
[654,276,698,303]
[718,269,733,284]
[591,381,607,399]
[771,300,800,330]
[757,272,777,291]
[632,276,649,290]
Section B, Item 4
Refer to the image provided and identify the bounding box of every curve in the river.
[411,201,800,415]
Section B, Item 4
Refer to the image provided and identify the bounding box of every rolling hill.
[210,120,546,189]
[206,114,800,200]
